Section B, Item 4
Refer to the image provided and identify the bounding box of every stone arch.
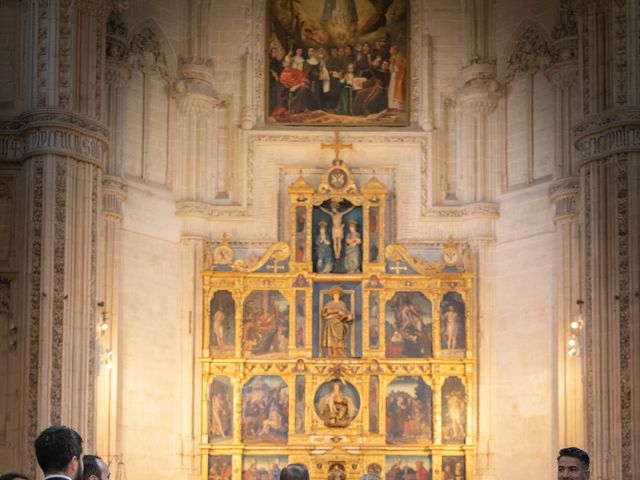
[499,20,553,83]
[127,18,177,80]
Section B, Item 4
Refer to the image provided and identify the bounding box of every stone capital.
[102,175,128,222]
[549,176,579,222]
[18,111,109,169]
[574,108,640,164]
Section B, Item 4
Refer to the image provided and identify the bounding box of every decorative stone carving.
[128,26,168,79]
[503,23,552,82]
[574,108,640,162]
[549,177,579,222]
[102,175,128,222]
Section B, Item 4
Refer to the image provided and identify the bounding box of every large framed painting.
[266,0,409,126]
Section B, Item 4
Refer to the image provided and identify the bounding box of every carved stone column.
[456,65,502,204]
[574,1,640,478]
[95,4,130,459]
[545,2,585,450]
[17,1,109,475]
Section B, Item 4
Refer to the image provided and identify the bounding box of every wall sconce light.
[104,349,113,369]
[568,300,584,357]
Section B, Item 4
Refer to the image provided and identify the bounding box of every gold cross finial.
[322,131,352,165]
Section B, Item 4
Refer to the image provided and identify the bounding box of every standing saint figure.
[315,220,334,273]
[442,305,459,349]
[212,304,228,349]
[319,201,355,259]
[321,286,353,357]
[344,220,362,273]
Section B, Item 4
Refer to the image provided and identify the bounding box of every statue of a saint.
[344,220,361,273]
[323,382,350,426]
[321,286,353,357]
[315,220,334,273]
[319,201,355,259]
[442,305,459,349]
[327,465,347,480]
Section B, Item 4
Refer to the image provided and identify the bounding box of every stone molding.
[500,21,552,83]
[574,108,640,163]
[549,176,579,222]
[102,175,128,221]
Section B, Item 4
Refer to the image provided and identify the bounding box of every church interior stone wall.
[1,0,638,479]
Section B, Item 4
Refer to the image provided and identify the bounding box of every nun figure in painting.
[315,220,334,273]
[344,220,362,273]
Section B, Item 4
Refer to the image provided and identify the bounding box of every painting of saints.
[385,376,432,444]
[441,377,466,444]
[243,456,288,480]
[440,292,466,353]
[384,456,432,480]
[210,291,235,353]
[314,380,360,427]
[208,456,233,480]
[385,292,433,358]
[442,457,465,480]
[267,0,409,126]
[242,376,289,443]
[209,376,233,442]
[243,291,289,356]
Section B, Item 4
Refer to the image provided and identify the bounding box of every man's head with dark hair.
[558,447,590,480]
[83,455,110,480]
[0,473,28,480]
[34,425,83,479]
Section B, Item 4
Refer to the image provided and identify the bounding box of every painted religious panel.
[295,375,305,433]
[385,292,433,358]
[442,377,466,444]
[314,379,360,427]
[242,375,289,443]
[369,291,380,349]
[266,0,409,126]
[295,290,305,348]
[369,206,380,262]
[369,375,379,433]
[440,292,466,355]
[385,456,432,480]
[208,376,233,443]
[442,457,465,480]
[243,290,289,356]
[313,282,362,358]
[210,291,235,354]
[207,455,232,480]
[243,455,288,480]
[295,206,307,262]
[386,376,432,444]
[313,200,363,274]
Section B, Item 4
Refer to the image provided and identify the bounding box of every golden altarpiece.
[201,152,475,480]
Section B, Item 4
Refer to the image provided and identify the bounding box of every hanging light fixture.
[567,300,584,357]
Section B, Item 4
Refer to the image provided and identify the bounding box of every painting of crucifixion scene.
[386,376,432,444]
[242,375,289,444]
[385,292,433,358]
[242,290,290,356]
[267,0,409,125]
[313,200,362,274]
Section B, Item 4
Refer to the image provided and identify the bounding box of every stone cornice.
[549,176,579,222]
[574,108,640,164]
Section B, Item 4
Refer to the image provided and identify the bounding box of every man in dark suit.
[83,455,110,480]
[34,425,83,480]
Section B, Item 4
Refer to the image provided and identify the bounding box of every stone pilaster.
[17,1,109,476]
[574,1,640,478]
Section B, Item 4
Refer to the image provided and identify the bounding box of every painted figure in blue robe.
[315,220,334,273]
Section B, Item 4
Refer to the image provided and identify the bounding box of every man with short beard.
[83,455,110,480]
[34,425,84,480]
